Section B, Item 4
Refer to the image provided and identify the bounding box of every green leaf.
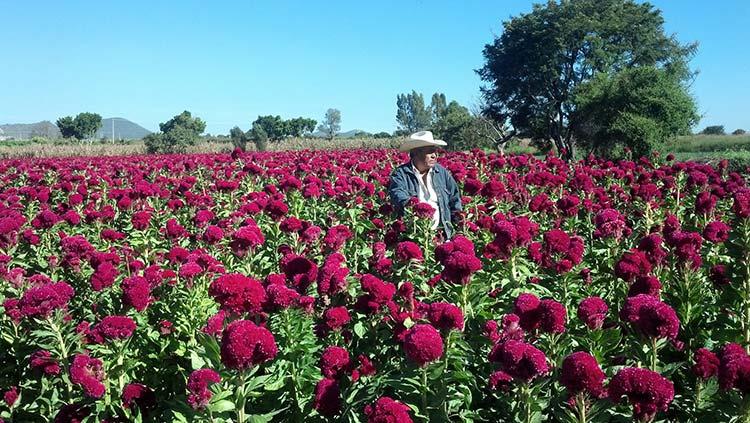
[208,399,235,413]
[353,322,366,338]
[190,350,206,370]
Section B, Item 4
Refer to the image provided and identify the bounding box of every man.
[388,130,462,239]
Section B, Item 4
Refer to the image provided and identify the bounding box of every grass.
[664,134,750,153]
[0,137,399,159]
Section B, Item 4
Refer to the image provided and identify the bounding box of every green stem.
[522,383,532,423]
[421,366,429,418]
[650,338,659,372]
[441,332,452,417]
[236,370,247,423]
[284,311,301,418]
[461,283,471,319]
[694,380,702,419]
[49,320,73,401]
[577,393,587,423]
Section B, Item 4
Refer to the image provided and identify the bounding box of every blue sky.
[2,0,748,135]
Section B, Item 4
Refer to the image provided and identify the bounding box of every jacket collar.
[403,161,441,175]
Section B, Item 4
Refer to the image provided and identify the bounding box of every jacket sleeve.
[445,171,463,216]
[388,169,412,212]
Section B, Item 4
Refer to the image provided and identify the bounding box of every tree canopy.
[477,0,697,160]
[573,66,699,157]
[144,111,206,154]
[318,109,341,140]
[56,112,103,141]
[396,91,432,134]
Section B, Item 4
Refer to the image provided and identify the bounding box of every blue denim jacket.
[388,161,462,238]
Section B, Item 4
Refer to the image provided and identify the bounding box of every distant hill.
[311,129,371,139]
[0,118,151,140]
[95,118,152,140]
[0,121,60,139]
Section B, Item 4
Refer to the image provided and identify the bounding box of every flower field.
[1,148,750,422]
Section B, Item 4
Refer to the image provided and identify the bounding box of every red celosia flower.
[637,234,668,266]
[556,194,580,217]
[435,236,482,284]
[514,293,541,331]
[324,225,353,251]
[614,250,652,283]
[620,295,680,341]
[733,188,750,218]
[529,229,584,274]
[403,324,444,367]
[538,299,567,333]
[131,211,152,230]
[427,302,465,331]
[18,282,74,319]
[488,340,549,382]
[703,221,730,243]
[121,276,152,312]
[91,262,118,291]
[412,201,436,219]
[323,306,351,332]
[69,354,106,398]
[202,310,227,337]
[364,396,413,423]
[395,241,424,262]
[670,231,704,270]
[718,343,750,392]
[593,208,630,240]
[90,315,136,343]
[122,383,156,413]
[313,378,341,417]
[202,225,224,244]
[265,283,300,310]
[187,368,221,410]
[280,254,319,293]
[577,297,608,330]
[229,222,265,257]
[3,387,18,407]
[355,274,396,314]
[351,354,377,381]
[709,264,731,287]
[560,352,606,398]
[489,370,514,391]
[692,348,720,380]
[30,350,61,375]
[209,273,266,316]
[609,367,674,421]
[317,253,349,297]
[220,320,278,370]
[628,276,662,298]
[319,346,351,379]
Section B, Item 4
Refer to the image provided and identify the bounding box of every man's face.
[412,147,438,171]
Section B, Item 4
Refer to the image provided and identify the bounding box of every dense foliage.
[478,0,698,160]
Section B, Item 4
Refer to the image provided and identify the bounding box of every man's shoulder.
[391,162,413,175]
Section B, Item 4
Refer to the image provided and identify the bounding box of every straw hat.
[399,130,447,151]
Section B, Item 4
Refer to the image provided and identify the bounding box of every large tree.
[144,111,206,154]
[573,66,698,157]
[286,117,317,137]
[55,112,102,141]
[251,115,286,141]
[396,91,432,134]
[317,109,341,140]
[477,0,696,160]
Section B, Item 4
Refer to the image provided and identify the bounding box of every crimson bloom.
[609,367,674,421]
[220,320,278,370]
